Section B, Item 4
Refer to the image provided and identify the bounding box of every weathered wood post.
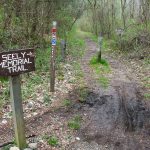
[0,49,35,150]
[50,21,57,92]
[97,32,103,62]
[10,75,26,149]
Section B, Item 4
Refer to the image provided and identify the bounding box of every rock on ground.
[28,143,38,149]
[10,146,20,150]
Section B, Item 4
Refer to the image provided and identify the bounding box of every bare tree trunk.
[121,0,127,29]
[88,0,98,35]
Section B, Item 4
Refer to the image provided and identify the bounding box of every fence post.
[97,32,103,62]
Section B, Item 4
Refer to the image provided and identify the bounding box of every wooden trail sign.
[0,48,35,149]
[0,48,35,76]
[50,21,57,92]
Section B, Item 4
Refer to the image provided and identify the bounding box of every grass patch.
[1,139,16,150]
[43,94,51,104]
[22,73,49,101]
[1,145,13,150]
[68,39,85,59]
[47,136,59,147]
[142,77,150,88]
[144,58,150,65]
[68,115,82,130]
[90,56,109,66]
[67,28,86,59]
[63,99,72,107]
[144,93,150,100]
[99,76,109,88]
[144,83,150,88]
[77,87,88,103]
[143,77,150,82]
[36,48,50,72]
[30,75,43,84]
[90,56,111,88]
[76,29,97,41]
[0,81,10,110]
[72,61,84,81]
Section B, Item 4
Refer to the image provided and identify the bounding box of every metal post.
[9,75,26,149]
[50,21,57,92]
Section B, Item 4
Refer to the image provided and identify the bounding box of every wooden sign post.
[0,48,35,149]
[10,75,26,149]
[50,21,57,92]
[97,32,103,62]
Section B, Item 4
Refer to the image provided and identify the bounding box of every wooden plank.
[9,75,26,149]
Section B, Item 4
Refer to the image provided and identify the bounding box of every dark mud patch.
[68,83,150,150]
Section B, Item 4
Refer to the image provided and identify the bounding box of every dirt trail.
[69,39,150,150]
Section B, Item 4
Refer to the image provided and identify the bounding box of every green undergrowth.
[90,56,110,74]
[47,136,59,147]
[35,47,51,72]
[90,56,111,88]
[144,93,150,100]
[63,99,72,107]
[67,27,86,86]
[73,61,84,83]
[144,58,150,66]
[0,27,86,111]
[43,135,59,147]
[143,77,150,100]
[0,79,9,108]
[0,72,51,112]
[67,28,85,59]
[77,87,89,103]
[0,27,85,110]
[1,138,16,150]
[99,76,110,88]
[68,115,82,130]
[0,46,51,110]
[21,72,49,101]
[76,29,97,42]
[143,77,150,88]
[1,145,13,150]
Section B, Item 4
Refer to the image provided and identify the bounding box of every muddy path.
[69,39,150,150]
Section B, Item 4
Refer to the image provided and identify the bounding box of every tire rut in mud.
[68,84,150,150]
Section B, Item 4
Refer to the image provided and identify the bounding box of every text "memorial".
[0,48,35,76]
